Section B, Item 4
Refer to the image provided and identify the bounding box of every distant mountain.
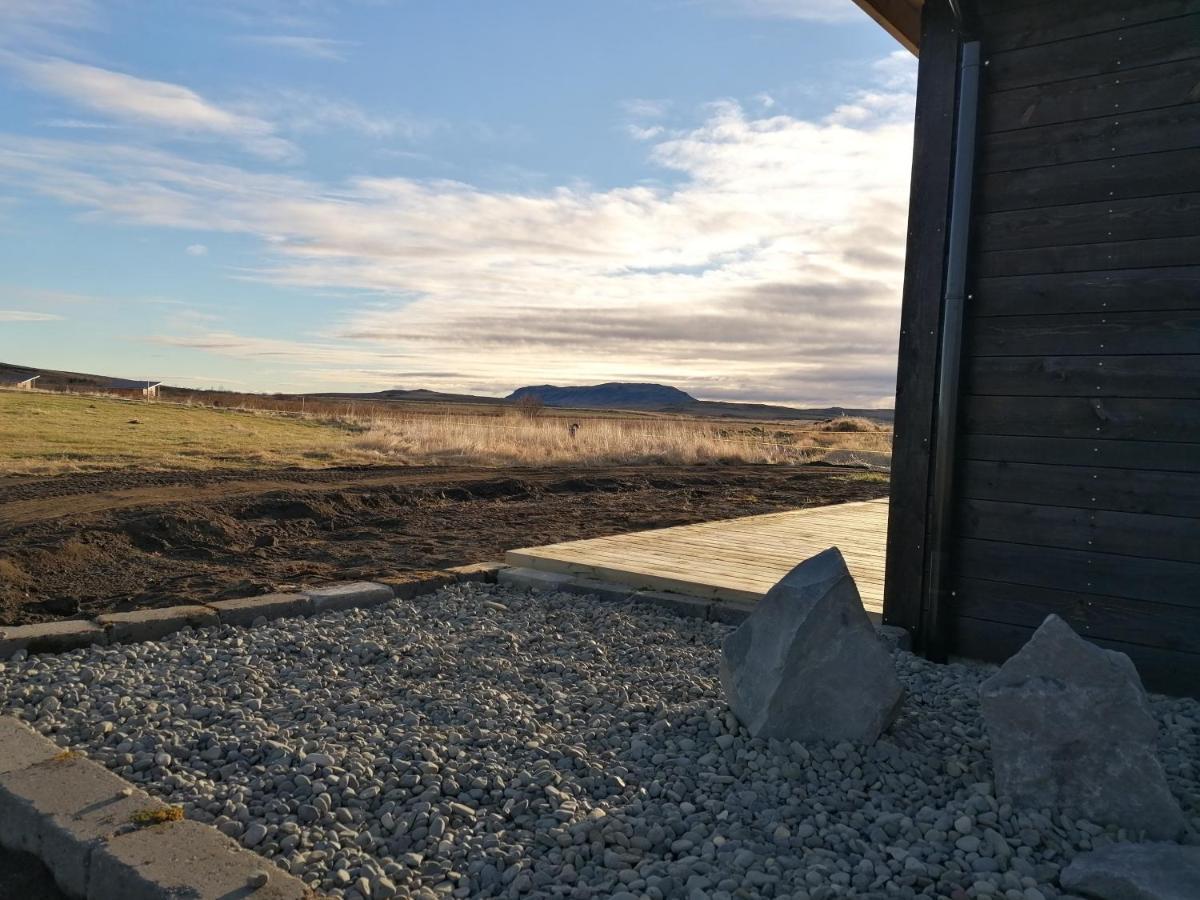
[508,383,694,410]
[315,387,501,406]
[507,382,893,423]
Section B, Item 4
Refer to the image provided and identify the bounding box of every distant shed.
[0,372,39,391]
[97,378,162,400]
[850,0,1200,695]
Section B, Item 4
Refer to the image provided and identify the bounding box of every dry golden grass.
[0,388,891,473]
[350,414,807,466]
[350,412,892,466]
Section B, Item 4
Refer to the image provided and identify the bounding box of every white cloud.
[39,118,114,129]
[185,243,209,256]
[0,309,65,321]
[1,285,98,305]
[627,124,666,141]
[235,34,356,61]
[872,49,918,92]
[243,90,436,140]
[7,56,297,160]
[621,98,671,119]
[0,0,97,50]
[0,60,916,405]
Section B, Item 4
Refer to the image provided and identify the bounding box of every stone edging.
[0,563,504,659]
[0,715,315,898]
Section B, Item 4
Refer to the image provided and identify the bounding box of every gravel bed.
[1,583,1197,900]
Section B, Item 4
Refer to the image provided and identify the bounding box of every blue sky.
[0,0,915,406]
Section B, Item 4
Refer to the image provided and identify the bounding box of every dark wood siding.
[946,0,1200,694]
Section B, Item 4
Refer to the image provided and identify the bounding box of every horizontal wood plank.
[984,58,1200,133]
[957,458,1200,517]
[953,577,1200,653]
[971,267,1200,317]
[958,497,1200,563]
[954,538,1200,607]
[978,0,1200,53]
[976,149,1200,214]
[979,103,1200,174]
[986,15,1200,93]
[964,355,1200,399]
[975,234,1200,279]
[960,434,1200,472]
[976,192,1200,253]
[967,310,1200,356]
[962,396,1200,442]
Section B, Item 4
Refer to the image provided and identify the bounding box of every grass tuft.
[131,805,184,826]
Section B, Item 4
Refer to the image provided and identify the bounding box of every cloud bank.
[0,59,916,405]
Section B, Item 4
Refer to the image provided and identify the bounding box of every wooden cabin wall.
[945,0,1200,694]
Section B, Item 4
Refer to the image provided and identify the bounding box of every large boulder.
[719,547,903,744]
[979,615,1185,840]
[1061,842,1200,900]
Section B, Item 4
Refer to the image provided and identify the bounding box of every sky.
[0,0,916,407]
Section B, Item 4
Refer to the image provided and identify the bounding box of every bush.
[820,416,880,433]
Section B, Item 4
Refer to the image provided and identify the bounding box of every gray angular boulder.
[979,615,1185,840]
[719,547,903,744]
[1061,842,1200,900]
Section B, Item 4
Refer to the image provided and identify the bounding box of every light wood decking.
[506,498,889,616]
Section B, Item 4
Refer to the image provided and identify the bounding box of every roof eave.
[850,0,921,55]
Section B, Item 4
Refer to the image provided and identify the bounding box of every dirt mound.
[236,495,341,522]
[0,465,888,626]
[123,509,249,555]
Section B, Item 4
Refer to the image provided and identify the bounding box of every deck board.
[506,498,889,616]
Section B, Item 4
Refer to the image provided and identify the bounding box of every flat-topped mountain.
[508,382,694,410]
[507,382,893,422]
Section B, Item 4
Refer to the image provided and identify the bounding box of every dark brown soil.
[0,464,888,626]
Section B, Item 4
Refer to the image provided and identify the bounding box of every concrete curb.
[0,717,313,899]
[0,562,506,660]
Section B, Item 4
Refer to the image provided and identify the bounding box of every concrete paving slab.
[304,581,394,614]
[0,847,68,900]
[497,567,573,592]
[208,593,312,627]
[377,571,456,601]
[0,621,107,659]
[0,756,161,896]
[97,606,218,645]
[88,819,310,900]
[556,577,640,603]
[0,716,60,775]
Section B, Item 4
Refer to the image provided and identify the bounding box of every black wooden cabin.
[850,0,1200,695]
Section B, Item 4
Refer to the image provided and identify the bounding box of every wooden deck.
[506,498,889,616]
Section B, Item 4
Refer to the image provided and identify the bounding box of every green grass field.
[0,391,364,474]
